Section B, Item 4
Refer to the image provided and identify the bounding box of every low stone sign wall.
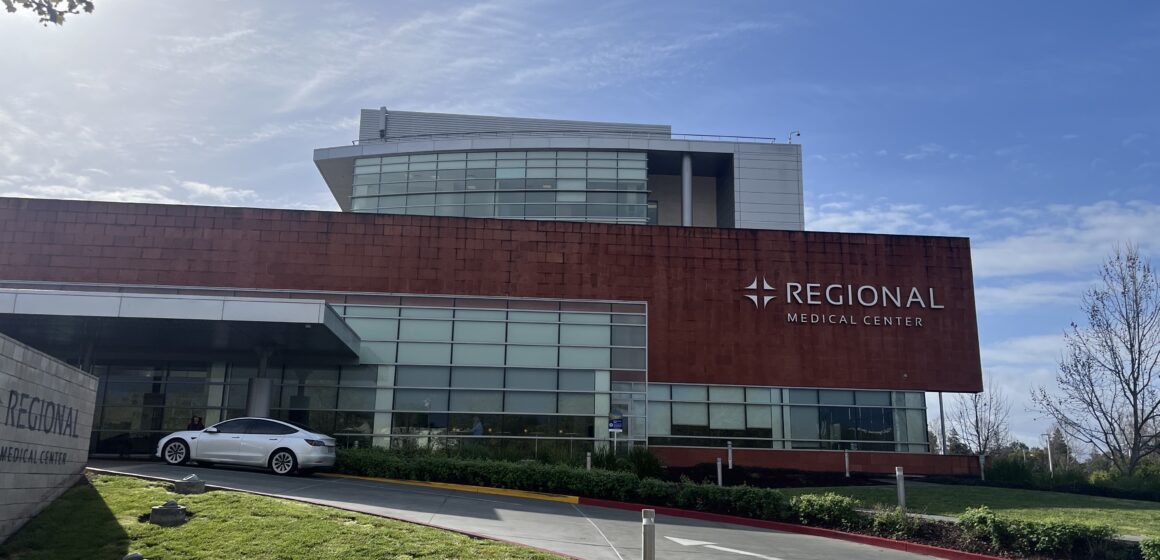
[0,333,98,543]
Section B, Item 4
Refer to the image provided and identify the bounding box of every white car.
[156,417,336,475]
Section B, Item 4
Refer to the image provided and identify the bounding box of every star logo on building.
[743,276,776,308]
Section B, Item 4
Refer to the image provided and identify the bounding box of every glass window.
[647,384,670,400]
[819,390,855,405]
[560,312,608,324]
[505,392,556,413]
[496,191,525,204]
[745,387,771,403]
[558,393,594,414]
[509,311,557,323]
[557,179,585,190]
[526,191,555,203]
[556,204,586,217]
[789,406,819,440]
[397,342,451,364]
[906,409,926,442]
[359,342,396,363]
[559,347,609,369]
[496,204,524,218]
[340,366,379,387]
[788,389,818,404]
[507,322,557,344]
[409,154,437,163]
[465,178,495,189]
[610,348,645,370]
[435,205,464,217]
[505,368,556,390]
[495,151,526,159]
[559,324,609,346]
[526,168,555,179]
[587,168,617,180]
[467,152,496,160]
[449,390,503,412]
[463,192,495,204]
[395,366,449,387]
[394,389,449,411]
[464,205,494,218]
[401,307,453,319]
[496,167,526,179]
[709,386,745,403]
[337,388,377,410]
[505,346,557,367]
[672,403,708,426]
[557,191,585,203]
[610,326,645,346]
[746,405,772,428]
[525,179,556,191]
[212,419,248,434]
[856,391,892,406]
[454,321,505,343]
[905,392,925,408]
[671,385,707,402]
[466,161,497,171]
[618,168,647,180]
[398,319,452,341]
[452,343,505,366]
[558,370,595,391]
[451,367,504,389]
[709,404,745,430]
[648,402,671,436]
[455,309,506,320]
[437,152,466,161]
[557,168,586,179]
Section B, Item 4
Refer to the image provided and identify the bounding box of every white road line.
[665,536,785,560]
[571,504,624,560]
[705,544,784,560]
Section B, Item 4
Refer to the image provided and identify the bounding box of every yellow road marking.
[320,472,580,504]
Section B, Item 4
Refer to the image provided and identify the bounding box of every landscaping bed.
[336,447,1148,559]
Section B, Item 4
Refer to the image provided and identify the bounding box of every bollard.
[586,451,591,471]
[895,466,906,512]
[844,451,850,478]
[716,457,723,487]
[979,455,986,481]
[641,509,656,560]
[727,440,733,469]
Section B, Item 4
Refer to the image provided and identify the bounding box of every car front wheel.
[269,449,297,475]
[162,440,189,465]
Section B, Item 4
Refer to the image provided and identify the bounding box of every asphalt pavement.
[87,459,937,560]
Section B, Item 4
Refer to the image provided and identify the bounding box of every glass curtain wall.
[350,150,649,224]
[88,291,648,462]
[648,384,928,452]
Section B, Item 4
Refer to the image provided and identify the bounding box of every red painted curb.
[577,497,1003,560]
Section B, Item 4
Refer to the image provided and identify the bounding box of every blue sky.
[2,1,1158,446]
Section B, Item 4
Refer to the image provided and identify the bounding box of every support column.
[245,346,275,418]
[939,392,947,455]
[681,153,693,226]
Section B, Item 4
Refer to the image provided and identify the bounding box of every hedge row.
[336,449,1125,559]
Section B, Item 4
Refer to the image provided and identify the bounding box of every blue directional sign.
[608,418,624,432]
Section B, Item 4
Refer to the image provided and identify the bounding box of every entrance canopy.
[0,289,361,364]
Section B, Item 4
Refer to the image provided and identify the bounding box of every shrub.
[1141,538,1160,560]
[957,506,1116,557]
[789,493,862,530]
[985,458,1034,486]
[870,508,920,540]
[625,447,665,480]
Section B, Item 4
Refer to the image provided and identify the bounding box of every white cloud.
[901,143,944,161]
[179,181,257,203]
[975,280,1092,313]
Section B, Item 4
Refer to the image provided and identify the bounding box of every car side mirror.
[204,427,218,434]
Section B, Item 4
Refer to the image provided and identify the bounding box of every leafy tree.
[1034,244,1160,476]
[945,428,973,455]
[950,378,1011,455]
[2,0,93,25]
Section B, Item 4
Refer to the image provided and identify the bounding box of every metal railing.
[352,129,778,145]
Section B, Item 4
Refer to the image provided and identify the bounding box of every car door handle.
[268,438,278,441]
[231,436,241,439]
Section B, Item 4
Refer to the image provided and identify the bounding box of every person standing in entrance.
[187,415,205,431]
[471,416,483,436]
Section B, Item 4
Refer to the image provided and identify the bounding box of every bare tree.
[1034,244,1160,476]
[950,378,1011,455]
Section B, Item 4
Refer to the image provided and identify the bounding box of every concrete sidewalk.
[88,460,939,560]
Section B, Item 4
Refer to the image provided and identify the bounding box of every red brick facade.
[0,197,982,392]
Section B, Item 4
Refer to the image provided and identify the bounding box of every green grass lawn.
[782,483,1160,537]
[0,474,561,560]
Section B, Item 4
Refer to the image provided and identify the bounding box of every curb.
[83,468,581,560]
[578,497,1004,560]
[318,472,580,503]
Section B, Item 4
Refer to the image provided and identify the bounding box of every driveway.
[88,460,936,560]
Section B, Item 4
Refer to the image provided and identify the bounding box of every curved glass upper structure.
[351,150,649,224]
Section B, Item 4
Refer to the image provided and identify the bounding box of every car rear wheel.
[162,440,189,465]
[269,449,297,475]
